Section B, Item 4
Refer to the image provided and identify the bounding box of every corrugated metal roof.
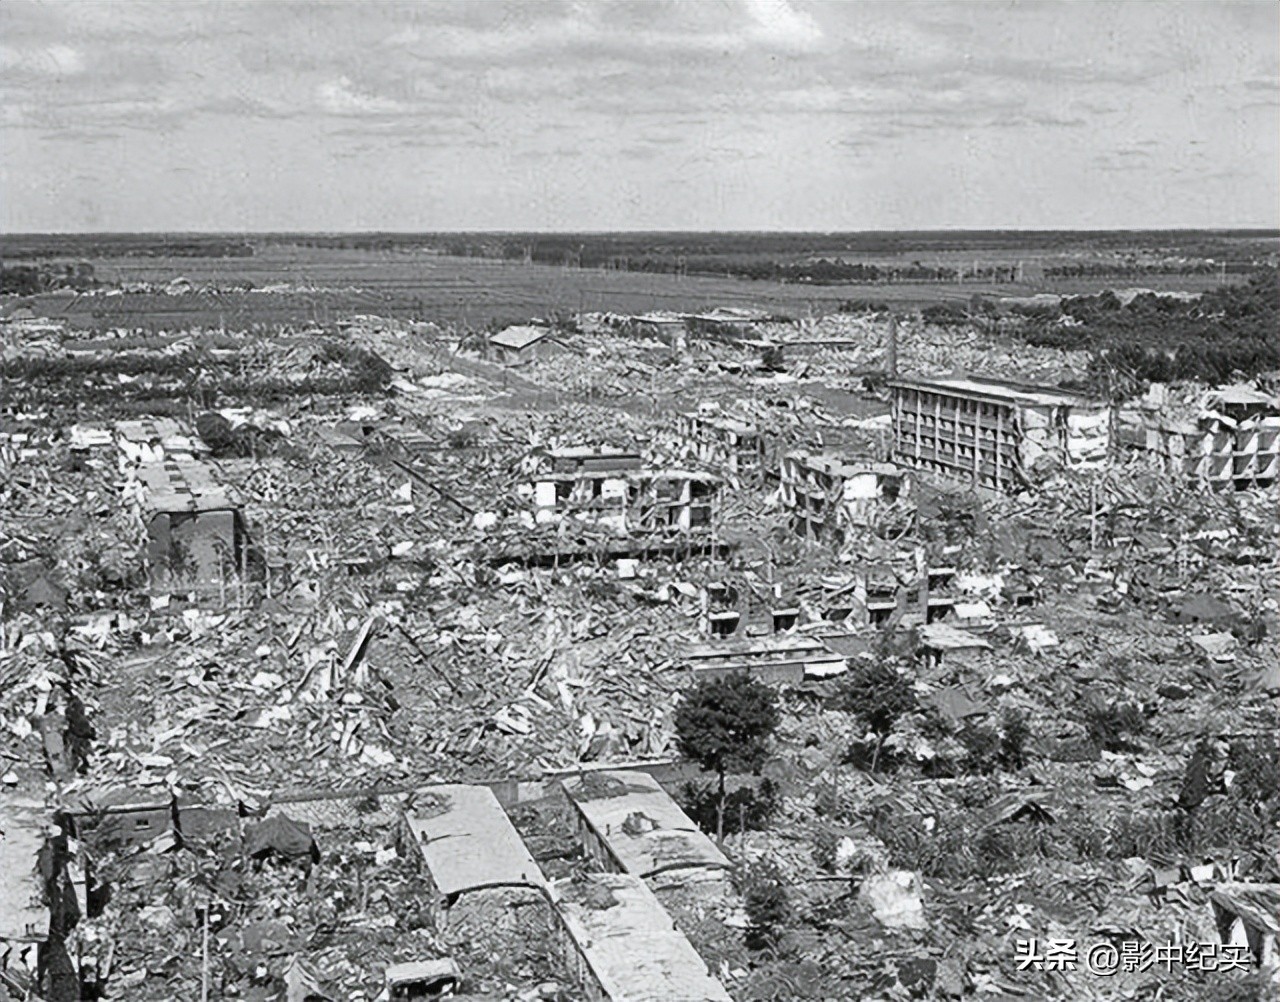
[560,771,729,878]
[554,874,732,1002]
[405,785,547,898]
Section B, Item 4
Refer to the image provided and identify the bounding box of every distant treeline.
[1,262,98,296]
[1016,270,1280,388]
[0,235,253,260]
[1044,261,1258,279]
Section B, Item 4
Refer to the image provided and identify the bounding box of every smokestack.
[886,313,898,378]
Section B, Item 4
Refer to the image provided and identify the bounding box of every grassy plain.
[12,244,1250,330]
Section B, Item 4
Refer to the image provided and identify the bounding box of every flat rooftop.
[533,468,720,484]
[554,873,733,1002]
[404,784,548,899]
[888,374,1104,409]
[560,770,730,879]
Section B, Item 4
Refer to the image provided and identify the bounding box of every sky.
[1,0,1277,233]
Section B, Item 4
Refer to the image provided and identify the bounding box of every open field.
[4,243,1255,331]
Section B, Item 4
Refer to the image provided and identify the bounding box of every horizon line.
[4,226,1280,239]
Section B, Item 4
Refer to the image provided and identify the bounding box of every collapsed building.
[686,636,848,684]
[402,784,550,931]
[0,794,52,986]
[115,420,246,601]
[888,375,1111,492]
[1125,384,1280,490]
[525,446,720,536]
[559,770,731,883]
[399,784,558,972]
[677,411,765,478]
[778,451,912,544]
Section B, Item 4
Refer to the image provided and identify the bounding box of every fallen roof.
[554,874,733,1002]
[0,794,51,943]
[404,785,548,899]
[685,413,759,437]
[560,770,730,878]
[132,457,238,515]
[546,445,643,460]
[888,374,1104,409]
[1206,386,1280,410]
[917,623,992,652]
[490,325,553,350]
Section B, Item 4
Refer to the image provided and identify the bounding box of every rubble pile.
[1,306,1276,1002]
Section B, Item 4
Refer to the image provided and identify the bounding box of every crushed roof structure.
[0,794,51,944]
[554,873,733,1002]
[917,622,993,652]
[560,770,730,879]
[404,784,548,899]
[130,456,239,516]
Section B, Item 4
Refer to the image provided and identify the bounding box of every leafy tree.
[837,661,916,772]
[674,673,780,843]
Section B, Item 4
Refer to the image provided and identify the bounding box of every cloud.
[0,42,86,76]
[317,76,410,116]
[2,0,1276,230]
[742,0,824,53]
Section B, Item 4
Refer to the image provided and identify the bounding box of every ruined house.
[0,794,53,988]
[489,325,564,366]
[778,451,911,544]
[1127,385,1280,490]
[524,447,719,537]
[114,419,245,601]
[678,412,765,477]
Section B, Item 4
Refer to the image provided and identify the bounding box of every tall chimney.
[886,314,899,378]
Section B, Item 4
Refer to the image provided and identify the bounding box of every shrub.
[736,859,790,950]
[1080,695,1146,753]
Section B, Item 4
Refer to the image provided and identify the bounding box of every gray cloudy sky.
[2,0,1277,232]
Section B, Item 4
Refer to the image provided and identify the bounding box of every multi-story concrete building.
[888,375,1111,492]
